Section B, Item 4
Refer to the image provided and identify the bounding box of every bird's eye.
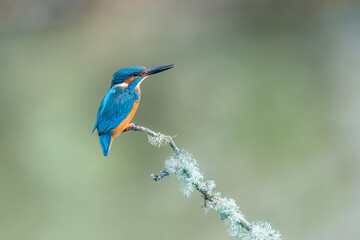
[134,72,140,77]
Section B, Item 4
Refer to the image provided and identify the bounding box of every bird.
[93,64,175,156]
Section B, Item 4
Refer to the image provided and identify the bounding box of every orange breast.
[111,87,141,137]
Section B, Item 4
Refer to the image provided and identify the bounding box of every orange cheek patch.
[124,76,135,84]
[124,71,146,84]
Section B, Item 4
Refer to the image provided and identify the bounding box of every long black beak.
[146,64,175,75]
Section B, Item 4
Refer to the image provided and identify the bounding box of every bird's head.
[111,64,175,89]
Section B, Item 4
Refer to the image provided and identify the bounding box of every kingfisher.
[93,64,175,156]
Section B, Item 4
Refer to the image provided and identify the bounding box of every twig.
[128,125,180,154]
[126,125,281,240]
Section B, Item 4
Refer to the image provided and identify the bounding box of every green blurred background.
[1,0,359,239]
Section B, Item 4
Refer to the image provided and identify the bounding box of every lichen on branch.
[126,125,281,240]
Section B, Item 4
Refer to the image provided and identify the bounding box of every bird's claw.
[124,123,135,132]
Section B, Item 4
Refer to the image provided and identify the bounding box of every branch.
[127,125,281,240]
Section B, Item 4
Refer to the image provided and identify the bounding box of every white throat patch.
[136,76,148,87]
[118,82,129,88]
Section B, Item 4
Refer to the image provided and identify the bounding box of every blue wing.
[93,87,139,135]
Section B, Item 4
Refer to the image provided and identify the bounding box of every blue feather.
[94,86,140,156]
[94,86,140,135]
[99,132,112,156]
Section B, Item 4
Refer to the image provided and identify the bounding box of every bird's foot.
[124,123,135,132]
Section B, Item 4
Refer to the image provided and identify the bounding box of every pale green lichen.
[133,126,281,239]
[154,143,281,239]
[148,133,172,148]
[164,151,204,197]
[161,150,281,239]
[207,196,248,237]
[198,180,216,194]
[243,222,281,240]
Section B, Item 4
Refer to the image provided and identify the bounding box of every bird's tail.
[99,132,113,156]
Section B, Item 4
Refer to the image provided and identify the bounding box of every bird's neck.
[129,76,147,89]
[112,84,141,100]
[136,86,141,99]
